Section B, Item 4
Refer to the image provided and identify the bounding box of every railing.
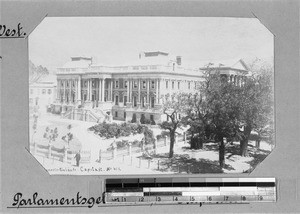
[98,133,187,163]
[96,133,196,172]
[57,65,203,76]
[30,142,91,164]
[62,108,105,123]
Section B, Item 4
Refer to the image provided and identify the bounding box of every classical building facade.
[52,52,249,123]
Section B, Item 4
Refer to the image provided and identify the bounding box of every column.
[138,79,141,107]
[146,79,150,106]
[89,79,92,101]
[86,79,89,101]
[110,79,113,101]
[156,79,159,104]
[63,80,66,103]
[158,79,160,104]
[71,79,74,103]
[127,79,130,102]
[77,76,81,101]
[56,79,60,101]
[129,79,132,102]
[98,78,101,102]
[102,78,105,102]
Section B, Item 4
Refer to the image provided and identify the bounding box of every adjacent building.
[52,52,249,123]
[29,75,57,114]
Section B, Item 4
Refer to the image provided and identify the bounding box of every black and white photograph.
[28,17,274,175]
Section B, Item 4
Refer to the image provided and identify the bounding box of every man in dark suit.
[74,151,81,167]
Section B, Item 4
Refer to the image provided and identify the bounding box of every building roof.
[30,74,57,87]
[199,58,249,71]
[56,53,249,77]
[58,57,92,69]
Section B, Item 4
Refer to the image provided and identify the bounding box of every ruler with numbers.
[103,178,276,205]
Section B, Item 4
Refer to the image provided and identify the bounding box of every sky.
[29,17,274,71]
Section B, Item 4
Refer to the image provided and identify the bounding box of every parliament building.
[52,51,249,124]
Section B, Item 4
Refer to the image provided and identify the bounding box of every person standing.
[74,151,81,167]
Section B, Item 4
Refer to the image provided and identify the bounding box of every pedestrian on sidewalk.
[74,150,81,167]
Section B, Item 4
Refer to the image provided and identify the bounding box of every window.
[151,81,155,89]
[115,95,119,105]
[194,82,197,89]
[125,81,128,88]
[172,81,174,89]
[66,81,69,87]
[141,96,145,107]
[115,80,119,88]
[115,111,118,118]
[105,91,108,101]
[188,82,191,89]
[133,81,138,89]
[61,81,64,87]
[48,89,52,94]
[178,82,180,89]
[150,115,154,122]
[84,81,87,87]
[142,81,146,89]
[124,96,127,106]
[133,66,139,70]
[166,81,168,89]
[133,96,137,107]
[42,89,46,94]
[141,66,148,70]
[124,112,126,119]
[151,97,155,108]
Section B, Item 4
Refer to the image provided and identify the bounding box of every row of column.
[56,78,162,106]
[229,75,245,86]
[122,79,161,106]
[57,78,112,104]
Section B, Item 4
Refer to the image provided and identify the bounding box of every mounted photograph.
[28,17,274,175]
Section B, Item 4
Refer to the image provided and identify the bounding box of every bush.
[140,114,146,124]
[150,119,156,125]
[144,118,152,125]
[131,114,137,123]
[89,122,146,139]
[141,126,155,145]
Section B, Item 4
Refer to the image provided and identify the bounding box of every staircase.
[62,107,108,123]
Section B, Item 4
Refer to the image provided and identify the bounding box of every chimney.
[176,56,182,66]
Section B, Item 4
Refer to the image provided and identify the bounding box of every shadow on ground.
[143,153,235,173]
[138,140,272,174]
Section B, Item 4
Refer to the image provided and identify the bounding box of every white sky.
[29,17,274,71]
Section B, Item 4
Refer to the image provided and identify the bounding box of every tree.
[237,65,274,156]
[160,93,188,158]
[29,61,49,85]
[201,72,241,167]
[62,124,73,146]
[184,92,208,149]
[44,126,59,144]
